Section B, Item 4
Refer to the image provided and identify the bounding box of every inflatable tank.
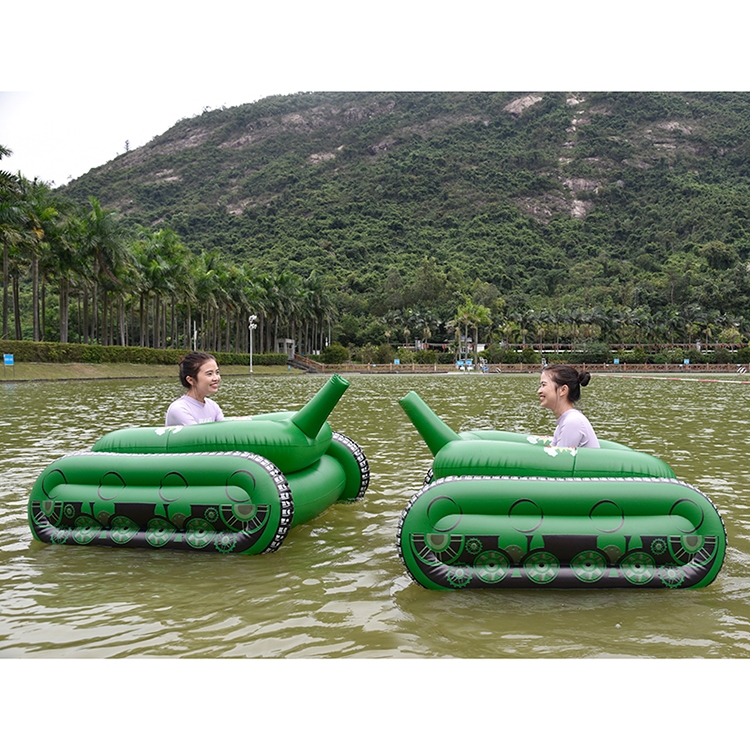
[28,374,368,555]
[397,391,726,590]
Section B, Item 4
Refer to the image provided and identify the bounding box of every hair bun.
[578,371,591,387]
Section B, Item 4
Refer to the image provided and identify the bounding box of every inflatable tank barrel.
[291,373,350,439]
[399,391,460,456]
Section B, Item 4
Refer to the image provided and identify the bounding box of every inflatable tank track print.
[397,476,726,590]
[29,451,293,554]
[330,431,370,503]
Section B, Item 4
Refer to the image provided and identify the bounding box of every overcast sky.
[2,3,746,188]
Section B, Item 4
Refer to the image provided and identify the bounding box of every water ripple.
[2,374,750,657]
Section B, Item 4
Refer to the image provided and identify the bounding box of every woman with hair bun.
[165,352,225,426]
[537,364,600,448]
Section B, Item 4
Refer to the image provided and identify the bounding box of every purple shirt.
[165,395,224,426]
[551,409,600,449]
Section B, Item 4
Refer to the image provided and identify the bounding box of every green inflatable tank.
[397,391,726,590]
[28,374,369,555]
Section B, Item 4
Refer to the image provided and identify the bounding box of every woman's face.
[538,372,568,413]
[188,359,221,399]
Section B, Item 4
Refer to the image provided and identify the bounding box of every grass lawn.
[0,362,305,381]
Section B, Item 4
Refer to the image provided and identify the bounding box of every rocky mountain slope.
[61,91,750,315]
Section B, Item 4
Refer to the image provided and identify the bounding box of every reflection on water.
[2,373,750,657]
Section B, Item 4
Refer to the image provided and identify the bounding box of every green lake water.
[2,372,750,659]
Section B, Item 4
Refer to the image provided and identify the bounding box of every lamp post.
[248,314,258,373]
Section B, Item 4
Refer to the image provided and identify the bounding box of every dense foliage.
[0,339,288,366]
[4,92,750,362]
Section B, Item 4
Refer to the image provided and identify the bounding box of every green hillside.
[63,91,750,295]
[6,91,750,361]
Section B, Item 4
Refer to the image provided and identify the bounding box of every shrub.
[485,344,520,364]
[357,344,377,363]
[415,348,438,364]
[520,347,541,364]
[0,340,288,367]
[374,343,396,364]
[395,347,415,364]
[483,344,503,364]
[320,342,350,364]
[568,342,610,364]
[713,348,733,364]
[684,347,704,364]
[623,346,649,364]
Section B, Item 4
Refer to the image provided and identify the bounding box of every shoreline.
[0,362,304,382]
[2,361,750,383]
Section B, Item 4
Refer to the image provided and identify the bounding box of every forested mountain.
[56,91,750,352]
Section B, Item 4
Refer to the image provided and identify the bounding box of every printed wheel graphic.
[72,516,102,545]
[446,564,472,588]
[650,538,668,556]
[50,527,71,544]
[474,550,510,584]
[109,516,139,545]
[185,518,215,549]
[145,518,176,548]
[41,499,57,517]
[571,550,607,583]
[524,551,559,584]
[658,566,686,589]
[214,531,237,553]
[620,551,655,585]
[465,537,483,555]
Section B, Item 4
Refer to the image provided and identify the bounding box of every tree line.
[1,146,337,356]
[3,130,750,365]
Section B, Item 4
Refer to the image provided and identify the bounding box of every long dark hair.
[544,364,591,403]
[179,351,216,389]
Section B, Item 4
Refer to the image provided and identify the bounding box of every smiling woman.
[165,352,224,426]
[538,364,600,448]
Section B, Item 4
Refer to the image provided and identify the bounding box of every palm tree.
[52,211,89,343]
[147,228,189,348]
[657,305,683,347]
[510,308,536,347]
[192,250,222,350]
[299,271,332,356]
[470,301,492,358]
[17,178,73,341]
[681,302,704,346]
[0,147,22,339]
[449,298,474,361]
[537,308,556,349]
[78,197,132,344]
[264,270,301,353]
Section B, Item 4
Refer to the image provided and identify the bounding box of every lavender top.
[551,408,600,449]
[165,395,224,426]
